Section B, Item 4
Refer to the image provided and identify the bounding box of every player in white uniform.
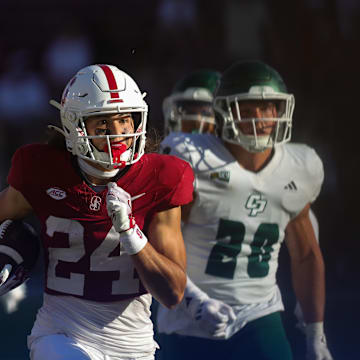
[156,60,333,360]
[0,64,194,360]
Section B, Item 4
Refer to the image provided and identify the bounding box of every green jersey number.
[205,219,279,279]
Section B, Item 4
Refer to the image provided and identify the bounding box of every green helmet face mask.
[214,61,295,153]
[163,69,221,134]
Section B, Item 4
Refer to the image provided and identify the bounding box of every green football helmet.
[163,69,221,134]
[214,60,295,152]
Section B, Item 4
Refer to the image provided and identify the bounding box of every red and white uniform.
[8,143,193,359]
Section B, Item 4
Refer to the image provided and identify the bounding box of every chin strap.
[77,158,119,179]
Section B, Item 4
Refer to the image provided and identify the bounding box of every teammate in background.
[0,64,194,360]
[156,60,333,360]
[162,69,220,136]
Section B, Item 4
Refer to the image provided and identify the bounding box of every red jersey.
[8,144,194,302]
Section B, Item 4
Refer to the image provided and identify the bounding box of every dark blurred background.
[0,0,358,359]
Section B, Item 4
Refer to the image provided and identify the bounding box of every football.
[0,219,40,295]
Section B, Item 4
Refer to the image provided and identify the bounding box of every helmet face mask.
[51,64,148,169]
[214,61,295,153]
[163,70,220,135]
[165,94,216,134]
[73,111,146,169]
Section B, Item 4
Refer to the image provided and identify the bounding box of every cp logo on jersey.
[245,193,267,216]
[89,195,102,211]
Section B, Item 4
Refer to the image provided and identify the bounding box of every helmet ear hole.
[64,110,78,122]
[77,142,89,156]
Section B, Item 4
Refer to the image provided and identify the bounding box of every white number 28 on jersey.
[205,218,279,279]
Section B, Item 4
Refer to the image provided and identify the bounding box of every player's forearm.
[291,251,326,323]
[131,242,187,309]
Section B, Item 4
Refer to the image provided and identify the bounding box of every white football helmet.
[50,64,148,169]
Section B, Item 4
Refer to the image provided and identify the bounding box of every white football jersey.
[157,133,324,337]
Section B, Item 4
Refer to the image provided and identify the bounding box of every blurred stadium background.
[0,0,359,359]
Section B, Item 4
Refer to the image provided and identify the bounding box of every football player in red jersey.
[0,64,194,360]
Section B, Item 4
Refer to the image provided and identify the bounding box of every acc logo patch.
[46,187,67,200]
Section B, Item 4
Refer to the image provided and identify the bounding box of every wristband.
[305,322,324,338]
[185,276,209,301]
[121,224,148,255]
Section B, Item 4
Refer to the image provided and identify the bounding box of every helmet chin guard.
[50,64,148,169]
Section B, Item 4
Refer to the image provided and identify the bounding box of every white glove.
[306,322,333,360]
[106,182,135,233]
[184,277,236,338]
[187,296,236,338]
[106,182,147,255]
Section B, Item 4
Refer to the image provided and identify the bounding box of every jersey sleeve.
[160,134,193,166]
[7,146,29,196]
[306,147,324,203]
[168,159,194,206]
[6,144,76,215]
[283,144,325,219]
[156,155,194,211]
[160,133,201,196]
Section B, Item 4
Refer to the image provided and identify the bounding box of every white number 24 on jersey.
[45,216,139,296]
